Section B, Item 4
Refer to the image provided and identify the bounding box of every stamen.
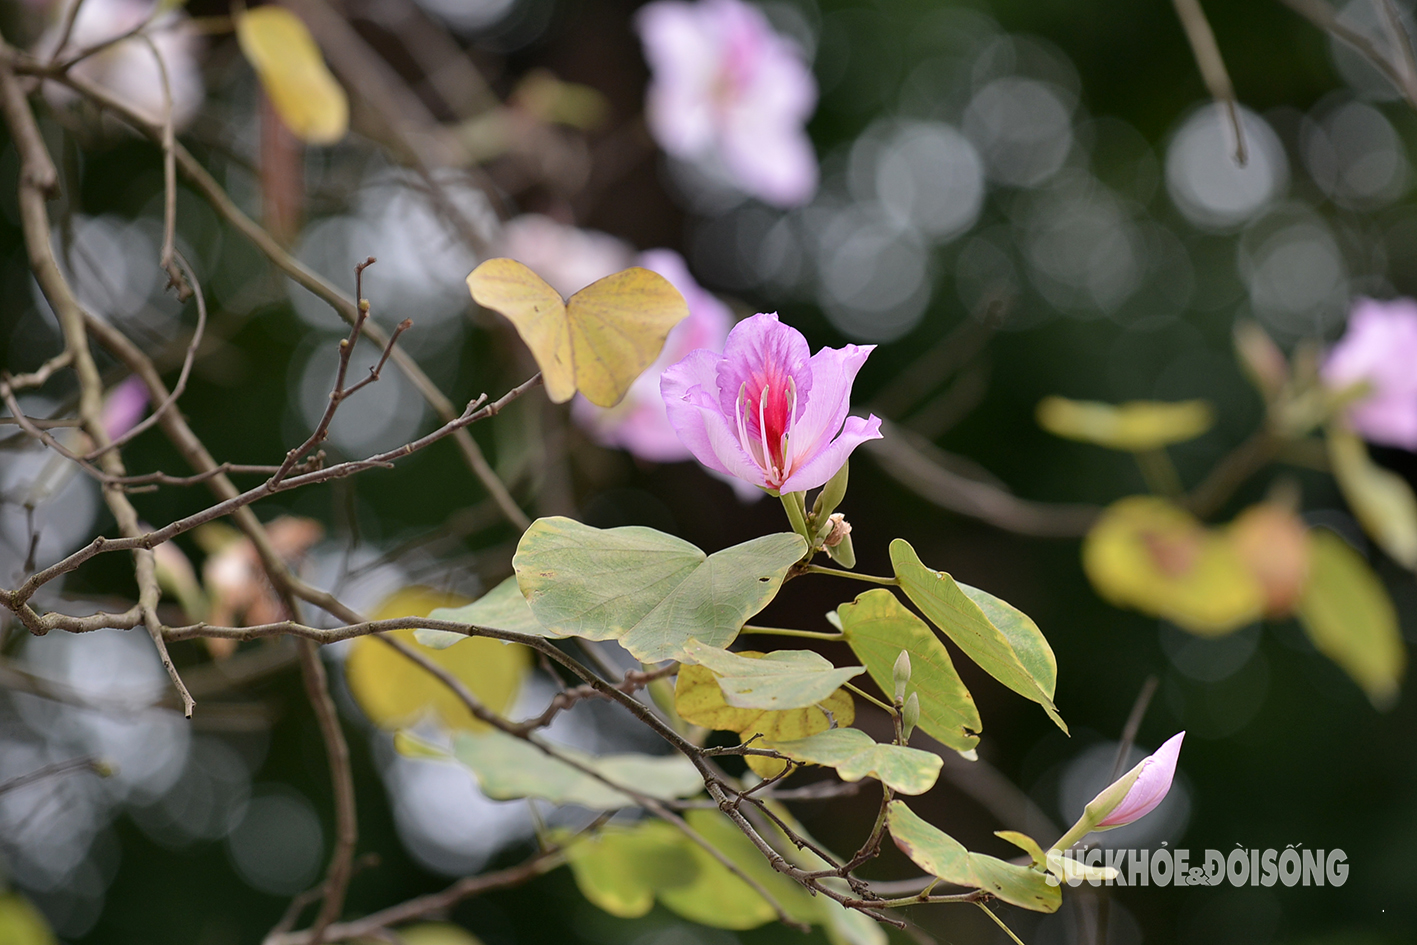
[735,382,756,463]
[758,383,778,482]
[782,375,799,476]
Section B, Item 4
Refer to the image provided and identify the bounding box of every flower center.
[735,375,798,487]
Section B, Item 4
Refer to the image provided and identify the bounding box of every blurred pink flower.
[1322,298,1417,450]
[661,312,881,494]
[1095,731,1185,828]
[636,0,818,207]
[573,248,733,463]
[37,0,204,132]
[101,375,149,441]
[497,214,633,297]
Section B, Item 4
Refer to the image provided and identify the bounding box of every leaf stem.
[843,681,897,716]
[803,564,898,585]
[974,901,1027,945]
[740,624,845,641]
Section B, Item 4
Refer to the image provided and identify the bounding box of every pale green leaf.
[838,588,980,753]
[890,540,1066,732]
[451,730,702,809]
[764,728,942,795]
[887,801,1061,913]
[995,830,1047,869]
[417,576,555,649]
[956,582,1058,710]
[1296,529,1407,709]
[515,517,806,661]
[564,821,693,918]
[681,639,864,710]
[1036,396,1213,451]
[1328,427,1417,569]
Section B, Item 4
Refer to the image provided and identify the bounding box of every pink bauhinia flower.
[661,312,881,494]
[1094,731,1185,828]
[1322,298,1417,450]
[573,248,733,463]
[635,0,818,207]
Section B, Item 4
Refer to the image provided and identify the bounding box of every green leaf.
[887,801,1061,913]
[416,576,554,649]
[564,821,694,918]
[956,582,1059,711]
[658,809,818,930]
[837,589,980,753]
[451,730,702,809]
[995,830,1048,869]
[764,728,942,795]
[1036,396,1213,451]
[681,640,864,710]
[1296,529,1407,709]
[515,517,807,661]
[1328,427,1417,569]
[889,540,1066,732]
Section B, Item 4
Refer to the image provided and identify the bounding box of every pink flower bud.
[1094,731,1185,828]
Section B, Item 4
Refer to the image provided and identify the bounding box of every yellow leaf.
[1327,427,1417,569]
[0,894,55,945]
[236,7,349,144]
[1037,396,1214,451]
[467,259,688,406]
[1297,529,1407,709]
[395,924,484,945]
[346,587,530,731]
[675,656,853,779]
[1083,497,1265,636]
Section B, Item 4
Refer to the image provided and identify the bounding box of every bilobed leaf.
[1036,396,1214,451]
[235,7,348,144]
[1328,427,1417,569]
[467,259,688,406]
[837,589,980,753]
[764,728,942,795]
[1296,529,1407,709]
[1082,496,1265,637]
[887,801,1061,913]
[515,517,806,662]
[345,588,529,732]
[681,640,864,710]
[416,576,554,649]
[890,540,1066,732]
[451,730,702,809]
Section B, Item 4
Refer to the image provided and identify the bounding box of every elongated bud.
[892,649,912,703]
[1050,732,1185,854]
[812,460,850,520]
[901,691,919,741]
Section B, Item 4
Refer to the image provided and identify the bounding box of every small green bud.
[812,460,850,521]
[892,649,911,703]
[902,692,920,742]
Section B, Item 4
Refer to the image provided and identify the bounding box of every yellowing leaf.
[467,259,688,406]
[1328,427,1417,569]
[680,640,864,711]
[396,924,484,945]
[345,587,530,731]
[236,7,348,144]
[1037,396,1214,451]
[0,894,56,945]
[564,821,694,918]
[887,801,1060,913]
[1083,497,1265,636]
[1297,529,1407,709]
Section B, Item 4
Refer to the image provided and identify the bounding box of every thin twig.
[1109,675,1160,781]
[1170,0,1248,165]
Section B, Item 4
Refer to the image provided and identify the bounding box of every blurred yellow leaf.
[1297,529,1407,709]
[1083,496,1264,636]
[1228,503,1310,617]
[467,259,688,406]
[236,7,349,144]
[1037,396,1214,451]
[346,587,530,731]
[0,894,55,945]
[1328,427,1417,570]
[675,656,853,779]
[396,924,484,945]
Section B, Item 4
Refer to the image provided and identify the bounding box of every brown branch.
[298,640,358,942]
[1170,0,1247,164]
[1276,0,1417,108]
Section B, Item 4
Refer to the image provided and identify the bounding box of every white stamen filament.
[735,383,756,465]
[781,375,799,477]
[758,384,779,482]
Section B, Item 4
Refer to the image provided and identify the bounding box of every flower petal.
[714,312,814,427]
[789,342,875,462]
[779,413,882,494]
[662,348,767,487]
[1096,731,1185,828]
